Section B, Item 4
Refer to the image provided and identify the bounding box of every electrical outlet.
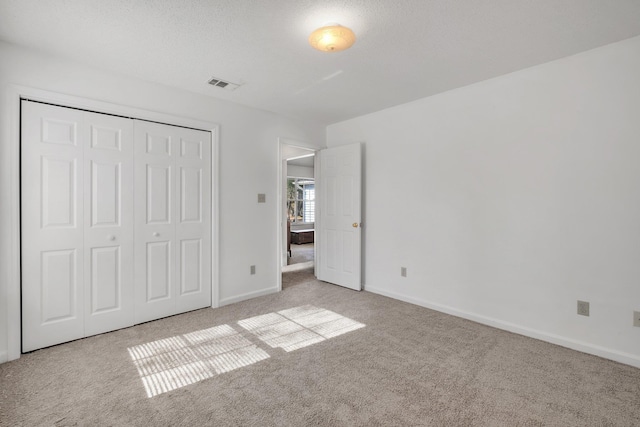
[257,193,266,203]
[401,267,407,277]
[250,265,256,275]
[577,300,590,317]
[634,311,640,327]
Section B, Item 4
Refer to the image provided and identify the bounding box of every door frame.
[276,138,319,291]
[3,85,220,361]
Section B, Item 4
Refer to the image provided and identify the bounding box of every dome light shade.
[309,25,356,52]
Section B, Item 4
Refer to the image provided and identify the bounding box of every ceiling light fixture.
[309,24,356,52]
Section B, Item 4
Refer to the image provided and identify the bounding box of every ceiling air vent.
[207,76,241,91]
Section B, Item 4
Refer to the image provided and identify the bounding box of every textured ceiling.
[1,0,640,125]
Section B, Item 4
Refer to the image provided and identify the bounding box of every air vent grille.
[207,76,241,91]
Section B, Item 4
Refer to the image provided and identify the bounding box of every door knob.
[352,223,359,228]
[153,232,160,237]
[107,235,116,241]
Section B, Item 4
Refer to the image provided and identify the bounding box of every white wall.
[0,41,325,360]
[291,224,314,232]
[327,36,640,367]
[281,145,315,160]
[287,165,314,179]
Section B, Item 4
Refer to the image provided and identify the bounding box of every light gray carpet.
[288,243,314,265]
[2,273,640,426]
[282,266,316,289]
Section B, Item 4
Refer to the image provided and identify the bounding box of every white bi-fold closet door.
[133,120,212,324]
[21,101,211,352]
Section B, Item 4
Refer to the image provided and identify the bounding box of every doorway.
[277,141,317,290]
[276,140,363,293]
[284,162,315,271]
[2,86,219,361]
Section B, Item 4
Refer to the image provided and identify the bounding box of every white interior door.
[22,101,86,351]
[134,121,211,323]
[134,121,177,323]
[83,111,135,336]
[174,126,211,314]
[317,143,362,290]
[22,102,136,350]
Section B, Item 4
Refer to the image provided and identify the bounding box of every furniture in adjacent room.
[291,229,314,244]
[287,221,292,257]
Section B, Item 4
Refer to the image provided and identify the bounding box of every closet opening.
[19,98,218,352]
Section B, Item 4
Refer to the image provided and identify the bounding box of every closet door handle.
[107,235,116,241]
[153,232,160,237]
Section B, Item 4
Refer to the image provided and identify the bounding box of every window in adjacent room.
[287,178,315,223]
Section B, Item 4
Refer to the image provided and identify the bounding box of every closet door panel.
[134,121,178,323]
[176,128,211,312]
[21,101,85,352]
[83,111,134,336]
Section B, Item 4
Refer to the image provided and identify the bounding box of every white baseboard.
[365,285,640,369]
[0,351,7,364]
[219,287,279,306]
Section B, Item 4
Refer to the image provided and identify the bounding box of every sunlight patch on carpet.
[129,306,364,397]
[128,324,269,397]
[238,305,365,352]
